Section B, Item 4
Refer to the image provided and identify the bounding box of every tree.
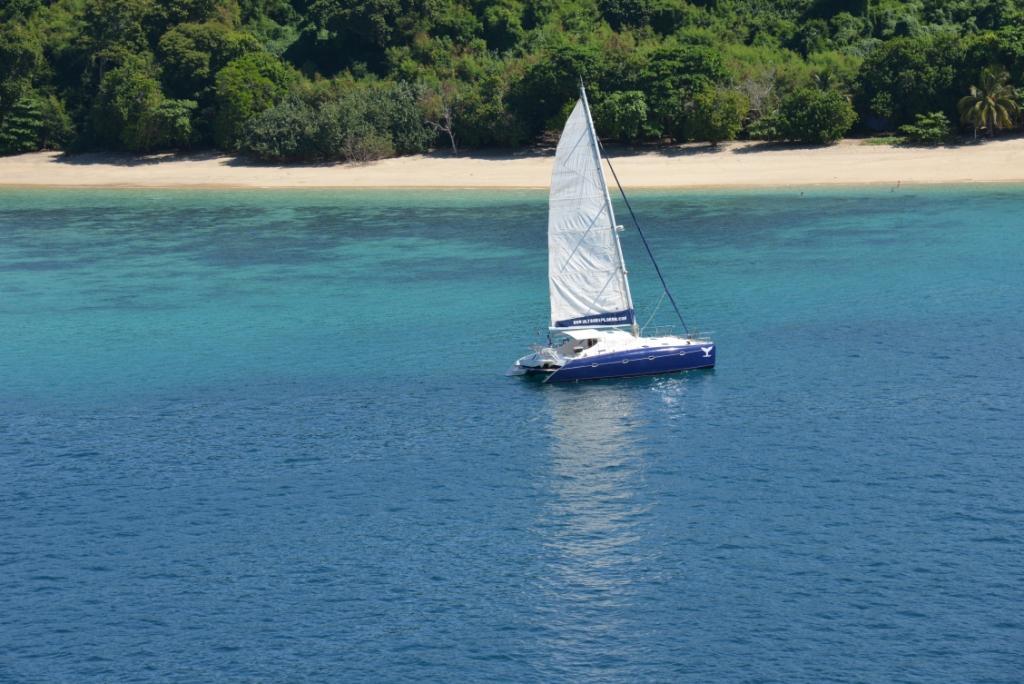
[921,0,1019,32]
[159,23,261,101]
[629,42,727,140]
[779,87,856,143]
[829,11,871,47]
[647,0,701,36]
[240,81,431,162]
[508,43,603,137]
[213,52,296,149]
[241,98,322,161]
[157,0,229,28]
[37,94,75,149]
[0,23,43,99]
[479,0,524,51]
[791,18,829,56]
[425,0,483,44]
[151,98,198,148]
[448,69,528,148]
[687,87,748,145]
[746,110,784,140]
[0,94,43,154]
[957,65,1020,138]
[89,54,164,150]
[11,0,1024,158]
[359,81,433,154]
[83,0,157,54]
[304,0,406,71]
[856,35,964,127]
[88,51,199,152]
[594,90,649,143]
[898,111,953,143]
[599,0,652,30]
[420,80,460,154]
[308,0,403,48]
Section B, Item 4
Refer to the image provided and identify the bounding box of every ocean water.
[1,185,1022,682]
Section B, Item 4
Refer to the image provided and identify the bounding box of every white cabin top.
[554,328,635,341]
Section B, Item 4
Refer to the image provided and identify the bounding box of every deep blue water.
[1,186,1022,682]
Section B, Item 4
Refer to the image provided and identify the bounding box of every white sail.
[548,90,634,329]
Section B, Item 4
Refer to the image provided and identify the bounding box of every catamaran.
[508,83,715,382]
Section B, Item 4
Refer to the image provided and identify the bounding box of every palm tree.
[957,65,1020,139]
[812,69,837,91]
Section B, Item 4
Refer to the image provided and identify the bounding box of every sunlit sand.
[2,137,1022,189]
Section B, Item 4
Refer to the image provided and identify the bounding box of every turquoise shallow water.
[1,186,1022,681]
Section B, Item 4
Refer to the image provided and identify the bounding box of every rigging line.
[641,291,667,333]
[598,139,689,334]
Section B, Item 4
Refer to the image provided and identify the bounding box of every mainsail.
[548,87,635,330]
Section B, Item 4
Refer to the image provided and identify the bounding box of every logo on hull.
[701,346,714,358]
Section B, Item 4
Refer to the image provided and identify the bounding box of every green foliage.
[957,64,1020,136]
[687,87,749,144]
[594,90,649,142]
[427,0,484,44]
[746,111,784,141]
[648,0,702,36]
[93,55,195,153]
[304,0,407,71]
[12,93,77,151]
[480,0,525,50]
[778,87,857,143]
[509,43,603,135]
[240,98,324,161]
[0,23,43,94]
[830,12,871,48]
[308,0,403,48]
[0,94,45,154]
[152,98,199,148]
[630,42,726,139]
[83,0,157,54]
[856,34,964,126]
[89,54,163,151]
[792,18,830,56]
[448,69,528,148]
[599,0,653,30]
[240,82,431,161]
[213,51,295,149]
[898,111,952,143]
[3,0,1024,157]
[159,22,261,100]
[157,0,232,28]
[363,81,435,154]
[921,0,1020,31]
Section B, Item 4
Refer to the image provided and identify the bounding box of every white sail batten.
[548,89,635,330]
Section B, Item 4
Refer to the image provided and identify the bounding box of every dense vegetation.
[2,0,1023,160]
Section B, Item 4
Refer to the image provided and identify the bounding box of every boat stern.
[507,346,564,377]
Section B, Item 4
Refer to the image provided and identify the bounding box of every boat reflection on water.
[534,384,652,670]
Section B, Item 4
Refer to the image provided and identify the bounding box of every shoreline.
[2,180,1021,192]
[2,138,1023,189]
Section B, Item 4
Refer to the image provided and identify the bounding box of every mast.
[577,82,639,337]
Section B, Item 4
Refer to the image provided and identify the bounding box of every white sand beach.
[1,138,1022,189]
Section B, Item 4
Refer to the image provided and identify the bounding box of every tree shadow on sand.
[603,143,726,158]
[53,151,226,167]
[733,141,835,154]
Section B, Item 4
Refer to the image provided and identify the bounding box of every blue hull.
[545,344,715,383]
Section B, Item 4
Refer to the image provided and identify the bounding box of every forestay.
[547,90,635,329]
